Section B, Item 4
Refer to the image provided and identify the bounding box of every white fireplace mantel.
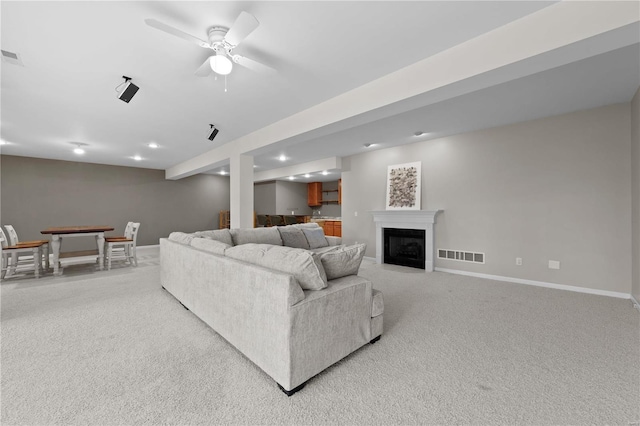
[370,210,442,272]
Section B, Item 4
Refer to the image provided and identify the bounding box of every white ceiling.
[1,1,638,183]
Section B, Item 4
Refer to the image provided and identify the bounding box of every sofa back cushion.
[278,227,310,250]
[320,243,366,280]
[230,227,283,246]
[302,227,329,249]
[225,244,328,290]
[193,229,234,246]
[291,222,320,229]
[190,238,231,255]
[168,232,195,245]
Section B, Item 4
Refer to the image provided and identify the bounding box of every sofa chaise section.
[160,237,383,395]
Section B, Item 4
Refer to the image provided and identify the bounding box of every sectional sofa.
[160,223,384,395]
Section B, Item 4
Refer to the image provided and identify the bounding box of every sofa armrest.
[326,236,342,246]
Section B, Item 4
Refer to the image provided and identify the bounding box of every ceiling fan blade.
[194,57,213,77]
[224,11,259,47]
[145,19,211,49]
[232,55,276,74]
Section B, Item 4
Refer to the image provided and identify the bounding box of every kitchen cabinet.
[321,220,341,237]
[338,179,342,205]
[308,182,322,207]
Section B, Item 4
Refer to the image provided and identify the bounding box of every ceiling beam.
[165,0,640,180]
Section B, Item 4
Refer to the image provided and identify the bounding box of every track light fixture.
[208,124,219,141]
[116,76,139,103]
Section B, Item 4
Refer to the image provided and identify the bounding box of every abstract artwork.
[385,162,421,210]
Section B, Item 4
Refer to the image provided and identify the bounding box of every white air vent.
[1,50,24,66]
[438,248,485,264]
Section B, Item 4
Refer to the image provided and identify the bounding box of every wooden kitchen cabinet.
[324,221,334,236]
[308,182,322,207]
[338,179,342,205]
[334,221,342,237]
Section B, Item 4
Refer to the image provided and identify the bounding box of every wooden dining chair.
[0,228,45,280]
[3,225,50,272]
[104,222,140,270]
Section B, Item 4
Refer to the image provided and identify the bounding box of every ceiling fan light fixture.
[210,53,233,75]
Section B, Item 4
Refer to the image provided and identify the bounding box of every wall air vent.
[1,50,24,66]
[438,248,485,264]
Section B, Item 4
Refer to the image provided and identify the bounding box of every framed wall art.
[385,161,421,210]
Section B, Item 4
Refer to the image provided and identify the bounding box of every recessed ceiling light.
[364,143,376,148]
[148,142,159,149]
[253,165,257,168]
[133,155,142,161]
[414,131,426,137]
[321,170,329,176]
[304,174,311,178]
[0,140,7,146]
[288,176,295,180]
[220,170,227,175]
[279,155,287,162]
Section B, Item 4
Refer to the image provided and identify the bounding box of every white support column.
[230,154,254,229]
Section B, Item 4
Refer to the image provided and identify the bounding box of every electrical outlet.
[516,257,522,266]
[548,260,560,270]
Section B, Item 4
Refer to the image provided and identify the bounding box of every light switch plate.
[548,260,560,270]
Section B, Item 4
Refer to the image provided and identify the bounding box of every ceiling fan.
[145,11,275,77]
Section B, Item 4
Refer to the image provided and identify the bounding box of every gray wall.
[342,103,632,294]
[0,155,230,251]
[275,181,313,216]
[254,181,313,216]
[254,181,276,215]
[632,88,640,302]
[314,180,342,217]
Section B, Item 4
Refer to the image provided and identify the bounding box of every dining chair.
[256,215,270,227]
[268,215,284,226]
[104,222,140,270]
[3,225,50,272]
[0,228,45,280]
[283,215,298,225]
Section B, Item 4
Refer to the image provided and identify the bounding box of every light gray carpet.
[1,248,638,425]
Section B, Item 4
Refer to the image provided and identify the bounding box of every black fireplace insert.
[383,228,425,269]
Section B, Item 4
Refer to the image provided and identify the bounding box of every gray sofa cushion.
[168,232,195,245]
[302,227,328,249]
[190,238,230,255]
[320,243,366,280]
[193,229,234,246]
[225,244,328,290]
[278,227,310,250]
[292,223,320,229]
[230,227,283,246]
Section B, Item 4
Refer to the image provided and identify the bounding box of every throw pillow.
[190,238,230,255]
[230,227,283,246]
[320,243,366,280]
[225,244,328,290]
[302,227,329,249]
[168,232,195,245]
[278,227,310,249]
[193,229,234,246]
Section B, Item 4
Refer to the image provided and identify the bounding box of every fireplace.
[370,210,441,272]
[384,228,425,269]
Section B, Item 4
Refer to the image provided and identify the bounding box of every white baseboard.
[631,294,640,312]
[434,267,631,300]
[363,256,376,263]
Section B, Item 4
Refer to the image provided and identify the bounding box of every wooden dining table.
[41,226,114,275]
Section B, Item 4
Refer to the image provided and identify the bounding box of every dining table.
[41,226,115,275]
